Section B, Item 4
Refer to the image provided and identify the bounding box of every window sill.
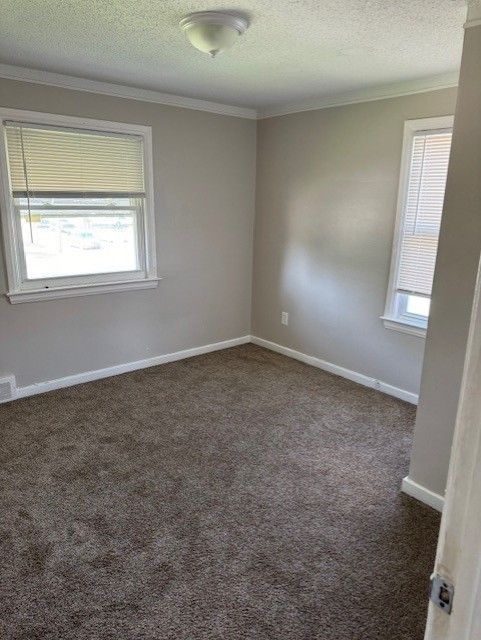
[6,277,161,304]
[381,316,427,338]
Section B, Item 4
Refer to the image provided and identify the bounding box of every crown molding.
[0,63,257,119]
[0,63,460,121]
[257,72,459,119]
[465,0,481,27]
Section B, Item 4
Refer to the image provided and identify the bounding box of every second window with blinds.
[383,115,453,337]
[0,109,157,303]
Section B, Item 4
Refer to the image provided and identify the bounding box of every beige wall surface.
[0,74,469,500]
[0,79,256,387]
[409,25,481,497]
[252,87,457,396]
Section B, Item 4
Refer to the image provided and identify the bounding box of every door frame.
[424,251,481,639]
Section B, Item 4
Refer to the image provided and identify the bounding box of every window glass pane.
[406,294,431,318]
[17,198,141,279]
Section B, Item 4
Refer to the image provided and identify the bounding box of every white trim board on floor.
[401,476,445,512]
[251,336,419,404]
[13,335,251,401]
[9,334,419,406]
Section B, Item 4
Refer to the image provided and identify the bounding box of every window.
[0,109,157,303]
[382,116,453,337]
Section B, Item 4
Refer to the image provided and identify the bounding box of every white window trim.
[382,115,454,338]
[0,108,159,303]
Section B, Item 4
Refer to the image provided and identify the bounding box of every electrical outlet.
[281,311,289,326]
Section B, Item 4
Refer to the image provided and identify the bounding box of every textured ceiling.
[0,0,466,110]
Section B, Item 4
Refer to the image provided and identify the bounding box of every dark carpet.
[0,344,439,640]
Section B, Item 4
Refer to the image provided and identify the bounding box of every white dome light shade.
[180,12,248,58]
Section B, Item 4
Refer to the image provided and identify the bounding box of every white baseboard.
[9,334,418,407]
[401,476,445,512]
[14,335,251,401]
[251,336,419,404]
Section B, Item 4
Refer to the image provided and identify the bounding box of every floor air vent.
[0,376,16,403]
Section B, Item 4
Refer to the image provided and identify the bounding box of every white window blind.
[4,121,145,197]
[396,130,452,297]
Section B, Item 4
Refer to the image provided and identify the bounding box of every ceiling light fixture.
[179,11,249,58]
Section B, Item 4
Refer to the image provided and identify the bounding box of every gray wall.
[252,88,457,396]
[408,25,481,497]
[0,78,256,387]
[0,72,471,500]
